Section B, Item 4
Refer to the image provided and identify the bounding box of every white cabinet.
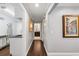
[0,37,8,49]
[6,38,10,44]
[10,38,23,56]
[2,38,6,47]
[0,39,3,49]
[12,21,22,36]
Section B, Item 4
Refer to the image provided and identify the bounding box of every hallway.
[1,3,79,56]
[27,40,47,56]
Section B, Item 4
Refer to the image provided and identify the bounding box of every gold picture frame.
[29,19,33,32]
[63,15,79,38]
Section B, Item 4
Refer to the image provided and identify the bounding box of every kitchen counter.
[0,35,22,38]
[0,35,7,38]
[9,35,22,38]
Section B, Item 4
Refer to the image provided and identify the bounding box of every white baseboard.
[40,42,79,56]
[26,40,33,55]
[44,44,48,55]
[43,44,79,56]
[48,53,79,56]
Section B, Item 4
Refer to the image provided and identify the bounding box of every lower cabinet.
[10,38,24,56]
[0,38,9,49]
[0,39,3,49]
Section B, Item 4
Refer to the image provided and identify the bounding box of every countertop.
[0,35,22,38]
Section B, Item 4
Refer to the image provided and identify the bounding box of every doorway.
[34,23,41,40]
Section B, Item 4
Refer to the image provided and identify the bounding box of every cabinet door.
[6,38,9,44]
[2,38,6,47]
[0,39,2,49]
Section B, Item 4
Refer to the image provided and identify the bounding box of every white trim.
[19,3,26,12]
[46,3,55,14]
[44,43,48,56]
[46,3,58,15]
[48,53,79,56]
[26,40,33,55]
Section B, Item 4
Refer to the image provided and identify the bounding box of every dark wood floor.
[0,47,10,56]
[27,40,47,56]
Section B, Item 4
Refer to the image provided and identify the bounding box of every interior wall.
[10,4,25,56]
[40,22,42,40]
[41,20,44,41]
[42,14,49,54]
[47,4,79,53]
[18,5,33,54]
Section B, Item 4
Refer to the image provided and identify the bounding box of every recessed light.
[35,3,39,7]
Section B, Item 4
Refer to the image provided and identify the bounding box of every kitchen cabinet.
[0,38,6,49]
[0,36,9,49]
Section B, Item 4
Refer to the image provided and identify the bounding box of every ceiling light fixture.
[35,3,39,7]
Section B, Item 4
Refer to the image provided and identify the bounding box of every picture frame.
[63,15,79,38]
[29,19,33,32]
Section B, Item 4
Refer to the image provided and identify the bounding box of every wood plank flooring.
[27,40,47,56]
[0,47,10,56]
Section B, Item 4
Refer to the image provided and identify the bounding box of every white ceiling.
[0,3,15,16]
[1,3,79,22]
[23,3,50,22]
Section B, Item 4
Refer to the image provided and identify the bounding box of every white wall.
[42,14,49,54]
[47,4,79,54]
[12,20,22,35]
[10,4,28,56]
[23,7,33,55]
[10,3,33,56]
[21,4,33,55]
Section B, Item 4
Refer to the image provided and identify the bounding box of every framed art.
[29,19,33,32]
[63,15,79,38]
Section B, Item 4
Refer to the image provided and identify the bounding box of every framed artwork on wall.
[63,15,79,38]
[29,19,33,32]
